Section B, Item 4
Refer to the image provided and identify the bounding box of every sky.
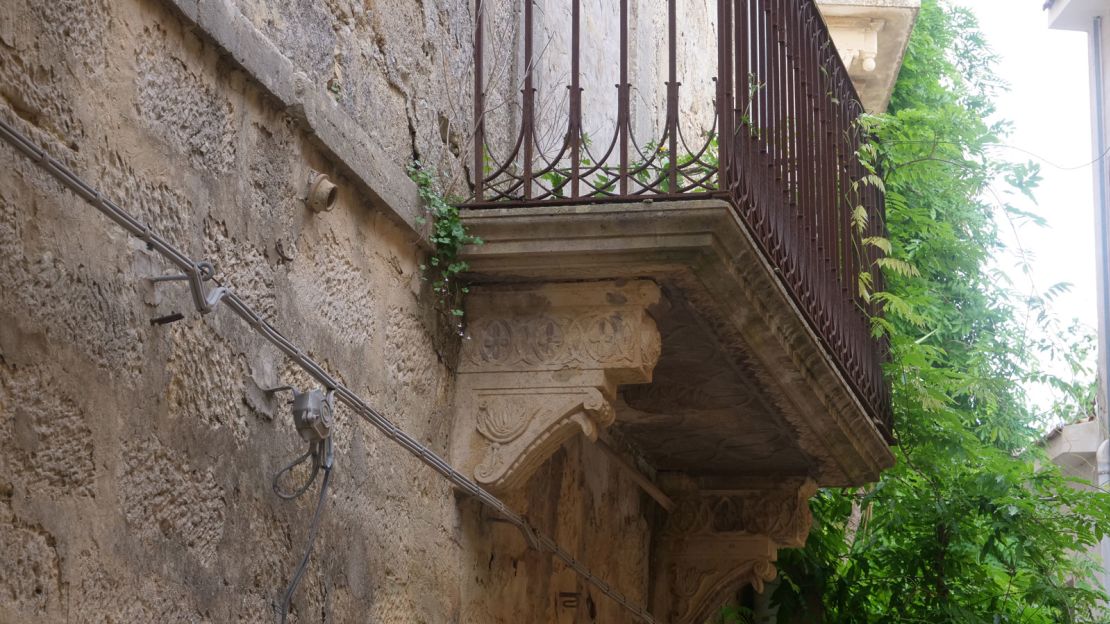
[957,0,1098,416]
[960,0,1095,327]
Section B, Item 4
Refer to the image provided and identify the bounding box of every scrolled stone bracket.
[450,280,662,493]
[652,478,818,624]
[470,386,613,491]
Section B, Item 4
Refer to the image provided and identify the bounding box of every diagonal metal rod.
[0,116,663,624]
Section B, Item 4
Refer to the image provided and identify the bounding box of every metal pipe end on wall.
[306,172,338,213]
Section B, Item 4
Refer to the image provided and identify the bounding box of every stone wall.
[0,0,654,622]
[527,0,720,152]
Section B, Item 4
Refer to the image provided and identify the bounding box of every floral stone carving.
[451,281,661,492]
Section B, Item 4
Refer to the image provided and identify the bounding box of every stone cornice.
[161,0,427,243]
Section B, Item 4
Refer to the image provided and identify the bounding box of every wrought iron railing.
[464,0,892,436]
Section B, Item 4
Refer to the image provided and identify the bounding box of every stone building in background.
[1044,0,1110,602]
[0,1,913,622]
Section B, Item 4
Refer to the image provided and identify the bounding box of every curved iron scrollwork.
[466,0,893,437]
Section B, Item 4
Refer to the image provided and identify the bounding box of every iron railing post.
[523,0,535,199]
[569,0,582,198]
[619,0,630,194]
[473,0,485,201]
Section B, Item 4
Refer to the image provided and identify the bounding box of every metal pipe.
[1093,14,1110,602]
[1099,439,1110,598]
[1093,16,1110,442]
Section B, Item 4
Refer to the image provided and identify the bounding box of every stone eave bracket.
[450,280,662,492]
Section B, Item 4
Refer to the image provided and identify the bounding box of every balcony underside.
[460,198,894,488]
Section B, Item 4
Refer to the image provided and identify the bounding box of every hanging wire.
[0,116,663,624]
[273,437,334,624]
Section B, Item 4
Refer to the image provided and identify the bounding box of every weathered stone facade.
[0,0,644,621]
[0,0,907,622]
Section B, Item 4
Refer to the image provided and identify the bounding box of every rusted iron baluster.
[767,0,783,262]
[756,0,769,236]
[830,35,845,344]
[570,0,582,198]
[803,10,821,311]
[805,7,822,307]
[666,0,679,194]
[717,0,733,193]
[831,37,845,345]
[734,0,748,204]
[619,0,630,194]
[813,11,832,330]
[836,76,852,355]
[787,3,805,286]
[782,0,799,280]
[778,0,791,270]
[877,183,892,427]
[473,0,485,201]
[848,97,866,373]
[522,0,535,199]
[855,102,870,375]
[820,28,837,338]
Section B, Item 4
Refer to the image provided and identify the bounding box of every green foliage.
[769,2,1110,622]
[407,161,483,333]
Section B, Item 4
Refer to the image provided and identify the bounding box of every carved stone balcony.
[451,199,895,622]
[452,0,902,619]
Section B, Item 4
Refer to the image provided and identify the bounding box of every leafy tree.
[769,2,1110,622]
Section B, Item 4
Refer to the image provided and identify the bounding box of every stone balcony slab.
[459,199,894,489]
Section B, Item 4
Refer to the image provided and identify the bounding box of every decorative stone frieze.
[450,280,662,492]
[652,479,818,624]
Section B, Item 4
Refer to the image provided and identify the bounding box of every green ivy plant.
[407,160,483,336]
[766,2,1110,622]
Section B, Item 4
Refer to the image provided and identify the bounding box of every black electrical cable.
[272,448,321,500]
[275,437,330,621]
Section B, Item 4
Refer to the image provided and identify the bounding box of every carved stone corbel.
[652,479,818,624]
[450,280,662,492]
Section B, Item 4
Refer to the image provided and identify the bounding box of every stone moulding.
[450,280,662,492]
[161,0,427,242]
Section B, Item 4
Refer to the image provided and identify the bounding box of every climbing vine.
[407,160,482,335]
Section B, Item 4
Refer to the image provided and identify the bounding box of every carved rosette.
[653,480,817,624]
[451,281,661,493]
